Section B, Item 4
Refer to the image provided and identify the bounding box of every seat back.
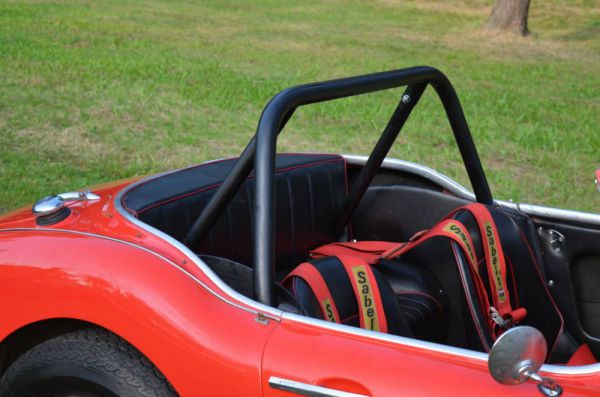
[122,153,348,274]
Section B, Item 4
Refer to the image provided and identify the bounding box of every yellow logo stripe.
[351,265,380,332]
[322,298,336,322]
[443,221,477,266]
[484,221,506,303]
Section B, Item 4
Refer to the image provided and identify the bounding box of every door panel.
[261,317,593,397]
[535,219,600,357]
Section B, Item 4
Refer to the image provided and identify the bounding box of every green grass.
[0,0,598,213]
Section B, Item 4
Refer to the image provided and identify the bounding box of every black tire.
[0,327,177,397]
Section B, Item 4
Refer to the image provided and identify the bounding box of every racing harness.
[285,203,567,356]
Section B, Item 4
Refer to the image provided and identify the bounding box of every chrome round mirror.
[488,326,547,385]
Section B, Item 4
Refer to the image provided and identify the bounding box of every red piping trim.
[393,290,443,313]
[506,257,521,308]
[451,244,491,352]
[513,221,564,359]
[132,157,345,215]
[341,313,359,323]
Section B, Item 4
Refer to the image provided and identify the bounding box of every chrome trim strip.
[344,155,600,226]
[343,154,477,201]
[515,204,600,225]
[114,176,283,319]
[282,311,487,360]
[0,227,278,320]
[269,376,368,397]
[282,312,600,375]
[112,155,600,376]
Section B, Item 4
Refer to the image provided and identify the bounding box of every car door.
[533,208,600,360]
[261,313,600,397]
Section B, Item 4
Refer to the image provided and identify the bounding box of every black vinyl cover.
[122,153,348,273]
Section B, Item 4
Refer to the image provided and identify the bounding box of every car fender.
[0,229,279,396]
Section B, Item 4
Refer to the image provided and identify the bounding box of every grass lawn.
[0,0,598,213]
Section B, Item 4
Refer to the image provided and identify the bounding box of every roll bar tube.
[253,66,493,305]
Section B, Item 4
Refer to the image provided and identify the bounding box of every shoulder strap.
[380,218,493,327]
[284,256,389,333]
[283,262,341,323]
[311,241,399,264]
[336,255,388,333]
[446,203,526,329]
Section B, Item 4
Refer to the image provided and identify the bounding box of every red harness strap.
[312,219,485,293]
[284,256,389,333]
[379,219,493,327]
[311,220,492,330]
[310,203,526,337]
[311,241,399,264]
[283,263,341,323]
[337,255,388,333]
[445,203,526,330]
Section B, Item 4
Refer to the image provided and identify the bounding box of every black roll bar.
[333,82,428,237]
[183,111,295,249]
[253,66,492,305]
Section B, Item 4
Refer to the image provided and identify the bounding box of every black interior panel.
[573,255,600,338]
[351,185,470,241]
[536,219,600,357]
[124,154,348,275]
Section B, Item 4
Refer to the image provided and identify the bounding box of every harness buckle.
[489,307,507,329]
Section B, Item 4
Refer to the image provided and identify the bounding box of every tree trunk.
[486,0,531,36]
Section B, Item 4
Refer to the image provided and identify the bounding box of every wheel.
[0,327,177,397]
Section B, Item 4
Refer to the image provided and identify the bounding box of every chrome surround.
[344,155,600,226]
[111,154,600,376]
[114,176,283,319]
[58,190,101,202]
[282,310,487,359]
[0,227,277,320]
[269,376,368,397]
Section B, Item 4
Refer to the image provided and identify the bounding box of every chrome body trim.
[111,154,600,376]
[58,190,101,202]
[344,155,600,226]
[282,311,487,360]
[0,227,279,320]
[516,204,600,225]
[269,376,368,397]
[343,155,478,202]
[114,176,283,319]
[281,301,600,375]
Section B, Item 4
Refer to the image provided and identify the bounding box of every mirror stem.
[521,368,563,397]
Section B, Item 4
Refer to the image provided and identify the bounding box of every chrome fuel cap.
[32,195,65,216]
[32,190,100,226]
[32,194,72,226]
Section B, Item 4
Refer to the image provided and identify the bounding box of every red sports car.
[0,66,598,397]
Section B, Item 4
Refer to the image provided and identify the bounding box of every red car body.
[0,175,598,396]
[0,66,598,396]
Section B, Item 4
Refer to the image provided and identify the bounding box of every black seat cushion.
[287,256,414,337]
[200,255,303,314]
[376,259,447,341]
[122,153,348,274]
